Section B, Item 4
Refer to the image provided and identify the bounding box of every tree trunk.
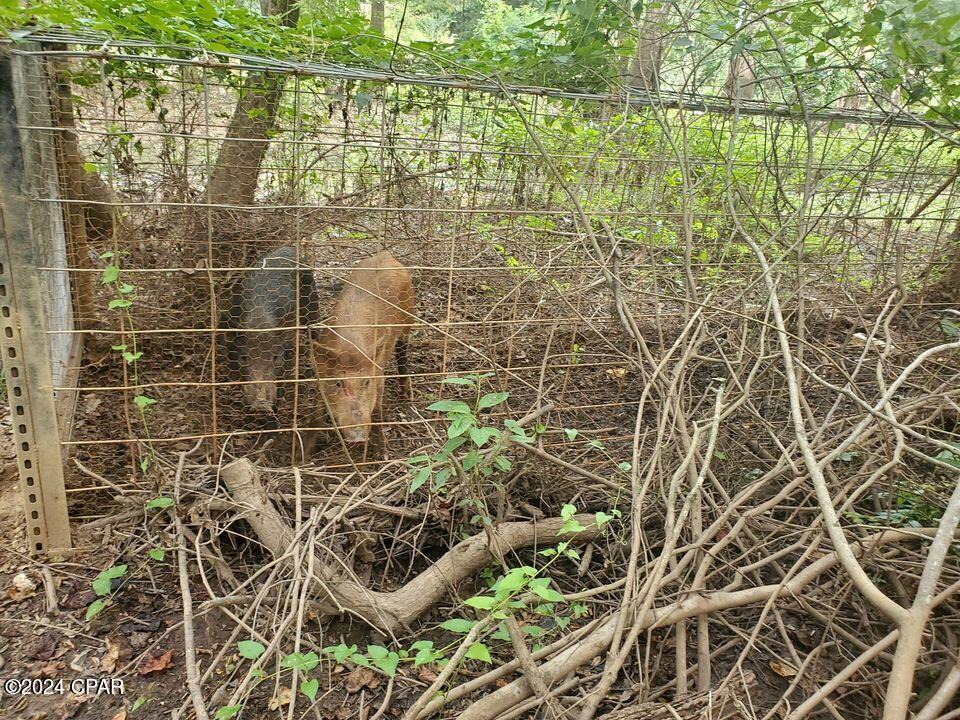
[204,0,298,209]
[723,52,757,101]
[204,74,285,208]
[221,459,602,634]
[930,220,960,304]
[48,56,107,329]
[371,0,385,33]
[626,1,670,92]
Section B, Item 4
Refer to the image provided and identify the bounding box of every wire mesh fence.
[11,40,951,493]
[2,34,960,719]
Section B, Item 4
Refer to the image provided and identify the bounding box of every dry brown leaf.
[102,637,122,673]
[769,659,797,678]
[36,660,65,677]
[137,649,173,675]
[27,631,60,661]
[52,693,88,720]
[417,666,439,683]
[111,710,127,720]
[344,665,379,693]
[268,686,293,710]
[606,367,628,380]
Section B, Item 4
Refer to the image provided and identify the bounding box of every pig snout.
[341,424,370,443]
[340,402,373,442]
[243,377,277,413]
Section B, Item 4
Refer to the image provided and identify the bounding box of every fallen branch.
[455,529,953,720]
[597,671,754,719]
[220,458,603,633]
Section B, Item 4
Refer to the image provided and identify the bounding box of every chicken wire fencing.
[1,37,958,554]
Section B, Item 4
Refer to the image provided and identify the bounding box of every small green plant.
[435,504,615,661]
[86,564,128,620]
[847,488,945,528]
[407,374,525,494]
[219,644,325,717]
[940,317,960,338]
[101,251,157,476]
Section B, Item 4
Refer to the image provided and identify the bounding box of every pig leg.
[395,335,412,399]
[372,377,389,454]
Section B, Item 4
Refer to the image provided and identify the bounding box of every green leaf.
[560,519,586,534]
[92,576,112,596]
[531,584,564,603]
[366,645,389,660]
[410,466,431,493]
[133,395,157,411]
[148,548,165,561]
[373,652,400,677]
[448,413,475,438]
[300,678,319,701]
[83,162,99,174]
[461,449,482,471]
[427,399,472,414]
[323,643,357,664]
[237,640,266,660]
[146,497,173,510]
[493,567,532,593]
[350,653,371,667]
[564,428,578,441]
[105,564,128,580]
[131,697,149,713]
[439,618,476,633]
[465,642,492,663]
[464,595,497,610]
[477,392,509,410]
[469,427,501,447]
[280,652,319,672]
[595,511,613,528]
[490,624,511,641]
[441,377,476,388]
[102,264,120,284]
[433,467,451,489]
[493,456,512,472]
[560,504,576,520]
[436,435,468,459]
[940,318,960,337]
[411,641,443,667]
[85,598,106,620]
[108,298,133,310]
[936,450,960,469]
[214,706,241,720]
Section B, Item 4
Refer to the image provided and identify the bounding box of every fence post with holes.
[0,46,71,554]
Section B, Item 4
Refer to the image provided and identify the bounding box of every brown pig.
[311,251,414,444]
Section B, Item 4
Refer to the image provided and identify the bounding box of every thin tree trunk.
[627,1,670,92]
[929,220,960,304]
[204,74,285,208]
[371,0,385,33]
[723,53,757,101]
[204,0,298,209]
[48,55,104,329]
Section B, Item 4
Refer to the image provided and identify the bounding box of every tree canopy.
[1,0,958,124]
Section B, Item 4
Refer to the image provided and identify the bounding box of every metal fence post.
[0,45,71,554]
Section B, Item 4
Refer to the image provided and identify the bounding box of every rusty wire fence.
[2,36,958,535]
[3,33,960,720]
